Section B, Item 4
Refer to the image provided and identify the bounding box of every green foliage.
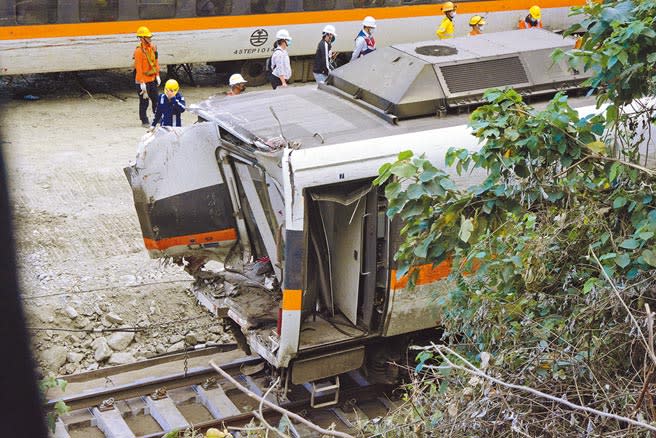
[559,0,656,107]
[40,376,69,432]
[369,0,656,434]
[374,92,656,435]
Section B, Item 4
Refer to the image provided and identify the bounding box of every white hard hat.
[275,29,292,41]
[322,24,337,36]
[362,16,376,28]
[229,73,247,86]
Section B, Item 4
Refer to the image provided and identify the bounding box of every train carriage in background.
[0,0,583,83]
[125,30,599,401]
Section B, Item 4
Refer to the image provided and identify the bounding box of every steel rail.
[45,355,261,412]
[61,343,238,384]
[137,383,385,438]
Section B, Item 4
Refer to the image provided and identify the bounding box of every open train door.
[124,123,239,265]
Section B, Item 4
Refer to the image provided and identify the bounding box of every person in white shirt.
[351,16,376,61]
[269,29,292,89]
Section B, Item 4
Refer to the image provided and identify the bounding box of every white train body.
[0,0,583,76]
[126,30,596,386]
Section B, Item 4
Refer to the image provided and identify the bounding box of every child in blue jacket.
[151,79,186,128]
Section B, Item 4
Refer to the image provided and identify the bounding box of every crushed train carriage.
[125,29,592,397]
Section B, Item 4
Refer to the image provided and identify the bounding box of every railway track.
[46,345,399,437]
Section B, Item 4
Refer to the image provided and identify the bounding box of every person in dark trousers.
[313,25,337,84]
[133,26,161,127]
[269,29,292,89]
[150,79,185,129]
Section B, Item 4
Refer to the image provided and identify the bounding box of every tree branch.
[589,246,656,367]
[432,345,656,433]
[210,360,355,438]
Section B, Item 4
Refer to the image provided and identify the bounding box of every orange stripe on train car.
[0,0,585,40]
[390,257,483,289]
[390,259,452,290]
[282,289,303,311]
[144,228,237,251]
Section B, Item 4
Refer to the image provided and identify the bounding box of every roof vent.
[440,56,528,93]
[415,45,458,57]
[325,29,589,120]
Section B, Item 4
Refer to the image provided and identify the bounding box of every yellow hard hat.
[164,79,179,92]
[136,26,152,38]
[529,5,541,19]
[442,1,456,12]
[205,428,231,438]
[469,15,485,26]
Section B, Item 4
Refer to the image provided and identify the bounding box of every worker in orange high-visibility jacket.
[519,5,543,29]
[436,1,457,39]
[468,15,485,36]
[134,26,161,127]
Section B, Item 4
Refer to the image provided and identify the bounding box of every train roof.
[189,88,595,153]
[190,29,592,152]
[190,85,471,150]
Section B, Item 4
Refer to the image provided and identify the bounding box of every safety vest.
[436,17,455,39]
[134,42,159,83]
[140,44,158,76]
[355,30,376,57]
[518,17,543,29]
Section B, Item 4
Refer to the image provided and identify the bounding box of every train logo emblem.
[250,29,268,47]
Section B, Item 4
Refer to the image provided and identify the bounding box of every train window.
[16,0,57,24]
[353,0,402,6]
[197,0,232,15]
[303,0,335,10]
[79,0,118,22]
[251,0,285,13]
[139,0,176,19]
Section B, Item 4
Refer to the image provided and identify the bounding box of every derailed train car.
[125,29,591,400]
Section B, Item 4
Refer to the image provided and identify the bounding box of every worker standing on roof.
[519,5,543,29]
[269,29,292,89]
[150,79,185,129]
[313,25,337,83]
[227,73,247,96]
[134,26,161,128]
[468,15,485,36]
[436,2,457,39]
[351,16,376,61]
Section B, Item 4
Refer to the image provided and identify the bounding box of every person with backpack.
[269,29,292,89]
[351,16,376,60]
[313,25,337,84]
[133,26,160,127]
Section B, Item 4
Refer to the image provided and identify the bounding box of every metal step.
[304,376,340,408]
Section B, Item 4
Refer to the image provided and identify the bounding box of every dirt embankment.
[1,68,238,376]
